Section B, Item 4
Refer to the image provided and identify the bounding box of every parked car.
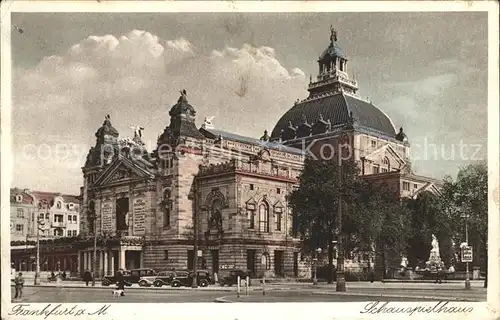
[152,271,177,287]
[101,268,156,286]
[170,270,212,287]
[219,269,252,287]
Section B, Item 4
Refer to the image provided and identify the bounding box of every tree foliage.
[288,158,411,280]
[440,162,488,269]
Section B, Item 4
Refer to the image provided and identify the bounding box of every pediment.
[92,156,154,188]
[364,144,406,166]
[414,183,441,197]
[246,197,258,210]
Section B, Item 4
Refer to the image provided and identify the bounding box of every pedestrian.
[83,270,92,286]
[62,271,67,280]
[116,269,125,296]
[50,271,56,281]
[14,272,24,300]
[368,268,375,283]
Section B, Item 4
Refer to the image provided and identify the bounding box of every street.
[10,281,486,303]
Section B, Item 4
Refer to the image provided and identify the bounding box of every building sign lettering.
[101,202,113,232]
[133,198,146,235]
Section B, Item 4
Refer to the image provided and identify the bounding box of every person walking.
[14,272,24,300]
[83,270,92,286]
[116,269,125,296]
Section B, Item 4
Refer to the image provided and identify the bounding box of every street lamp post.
[461,211,471,290]
[92,212,97,287]
[34,202,44,286]
[336,144,346,292]
[191,182,201,289]
[313,248,322,285]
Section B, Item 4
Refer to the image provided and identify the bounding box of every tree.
[440,162,488,287]
[288,157,358,283]
[289,158,411,282]
[405,192,454,268]
[350,181,411,279]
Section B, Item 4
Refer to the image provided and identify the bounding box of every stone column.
[83,251,88,271]
[109,251,115,276]
[77,252,81,275]
[103,251,108,275]
[119,248,126,270]
[99,251,104,278]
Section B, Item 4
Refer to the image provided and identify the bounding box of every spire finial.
[330,25,337,43]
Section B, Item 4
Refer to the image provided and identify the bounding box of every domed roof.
[319,41,347,60]
[270,93,397,140]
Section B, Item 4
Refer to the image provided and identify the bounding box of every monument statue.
[426,234,443,270]
[129,125,144,139]
[431,234,439,253]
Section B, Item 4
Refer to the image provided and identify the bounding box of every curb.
[311,291,481,302]
[15,284,262,293]
[214,297,234,303]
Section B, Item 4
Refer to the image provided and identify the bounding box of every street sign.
[219,264,235,270]
[461,246,473,262]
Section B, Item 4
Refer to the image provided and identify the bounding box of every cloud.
[12,30,307,193]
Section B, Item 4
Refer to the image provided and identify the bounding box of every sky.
[10,12,488,194]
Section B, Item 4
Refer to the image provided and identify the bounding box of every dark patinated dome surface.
[270,93,396,140]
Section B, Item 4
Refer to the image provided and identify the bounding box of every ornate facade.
[77,88,308,278]
[11,27,442,279]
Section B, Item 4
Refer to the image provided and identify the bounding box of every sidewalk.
[15,281,254,292]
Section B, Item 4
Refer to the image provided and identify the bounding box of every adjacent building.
[10,188,80,274]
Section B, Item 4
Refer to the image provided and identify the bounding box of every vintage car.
[219,269,252,287]
[170,270,212,287]
[101,268,156,286]
[152,270,177,287]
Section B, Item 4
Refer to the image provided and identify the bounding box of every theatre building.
[77,90,308,278]
[45,27,441,279]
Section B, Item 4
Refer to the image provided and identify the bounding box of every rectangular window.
[373,166,380,174]
[414,184,418,189]
[16,224,23,232]
[276,188,281,194]
[275,212,282,231]
[371,140,377,148]
[73,230,77,236]
[403,182,410,191]
[381,168,388,173]
[67,230,71,236]
[249,184,254,190]
[17,208,24,218]
[247,210,255,229]
[164,250,169,260]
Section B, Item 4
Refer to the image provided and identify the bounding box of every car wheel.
[171,281,180,287]
[102,280,110,286]
[199,280,208,287]
[154,281,163,287]
[139,280,149,287]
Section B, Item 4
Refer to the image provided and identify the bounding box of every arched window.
[162,189,172,228]
[259,203,269,233]
[209,199,223,233]
[261,252,271,270]
[382,157,390,173]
